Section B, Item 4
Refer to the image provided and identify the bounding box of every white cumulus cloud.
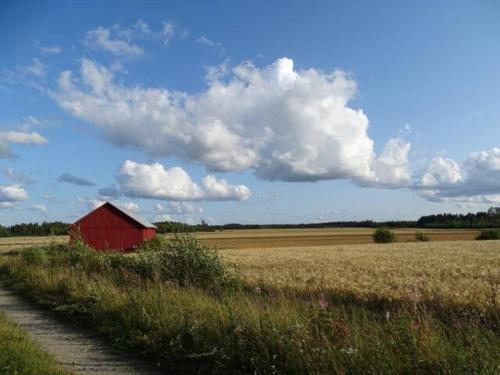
[369,138,411,187]
[0,130,47,158]
[202,175,251,201]
[421,157,462,187]
[53,57,408,185]
[417,148,500,203]
[0,185,28,202]
[0,131,47,145]
[118,160,205,201]
[117,160,250,201]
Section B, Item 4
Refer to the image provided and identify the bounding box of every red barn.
[71,201,157,251]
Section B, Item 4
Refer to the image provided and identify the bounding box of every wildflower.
[340,346,358,355]
[318,294,329,309]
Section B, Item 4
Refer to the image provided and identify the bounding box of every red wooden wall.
[72,204,156,251]
[142,228,156,242]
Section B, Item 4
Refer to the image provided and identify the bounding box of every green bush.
[373,228,395,243]
[415,231,430,242]
[475,229,500,240]
[64,239,93,266]
[21,247,48,265]
[136,234,166,252]
[144,233,232,288]
[17,233,237,291]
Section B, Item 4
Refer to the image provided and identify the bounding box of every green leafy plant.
[146,233,232,288]
[20,246,48,265]
[373,228,395,243]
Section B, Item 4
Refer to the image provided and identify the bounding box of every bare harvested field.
[0,228,483,254]
[220,240,500,308]
[195,228,481,249]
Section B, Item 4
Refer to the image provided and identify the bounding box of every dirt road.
[0,285,162,374]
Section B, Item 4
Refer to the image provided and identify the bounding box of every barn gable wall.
[73,204,153,251]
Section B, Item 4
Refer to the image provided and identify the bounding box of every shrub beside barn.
[70,201,157,251]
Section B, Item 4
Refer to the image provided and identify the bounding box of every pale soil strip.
[0,286,162,375]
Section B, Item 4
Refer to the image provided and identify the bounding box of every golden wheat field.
[221,240,500,308]
[0,236,67,254]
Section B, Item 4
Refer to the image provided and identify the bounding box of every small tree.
[373,228,395,243]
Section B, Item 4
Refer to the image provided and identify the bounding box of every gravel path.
[0,285,163,374]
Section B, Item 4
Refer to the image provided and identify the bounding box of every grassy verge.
[0,312,70,375]
[0,237,499,374]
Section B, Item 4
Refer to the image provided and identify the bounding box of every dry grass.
[221,240,500,308]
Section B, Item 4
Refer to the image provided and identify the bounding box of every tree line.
[416,207,500,229]
[0,221,68,237]
[1,207,498,236]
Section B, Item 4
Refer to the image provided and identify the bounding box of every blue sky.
[1,0,499,225]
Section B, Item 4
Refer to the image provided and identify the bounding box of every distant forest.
[1,207,499,237]
[0,221,68,237]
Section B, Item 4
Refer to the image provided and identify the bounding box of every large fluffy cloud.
[418,148,500,203]
[369,138,411,187]
[53,57,409,185]
[118,160,250,201]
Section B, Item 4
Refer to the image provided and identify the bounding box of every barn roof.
[106,202,157,229]
[74,201,157,229]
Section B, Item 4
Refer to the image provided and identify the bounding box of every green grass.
[0,312,69,375]
[0,239,499,374]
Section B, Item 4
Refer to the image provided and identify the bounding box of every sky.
[1,0,499,226]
